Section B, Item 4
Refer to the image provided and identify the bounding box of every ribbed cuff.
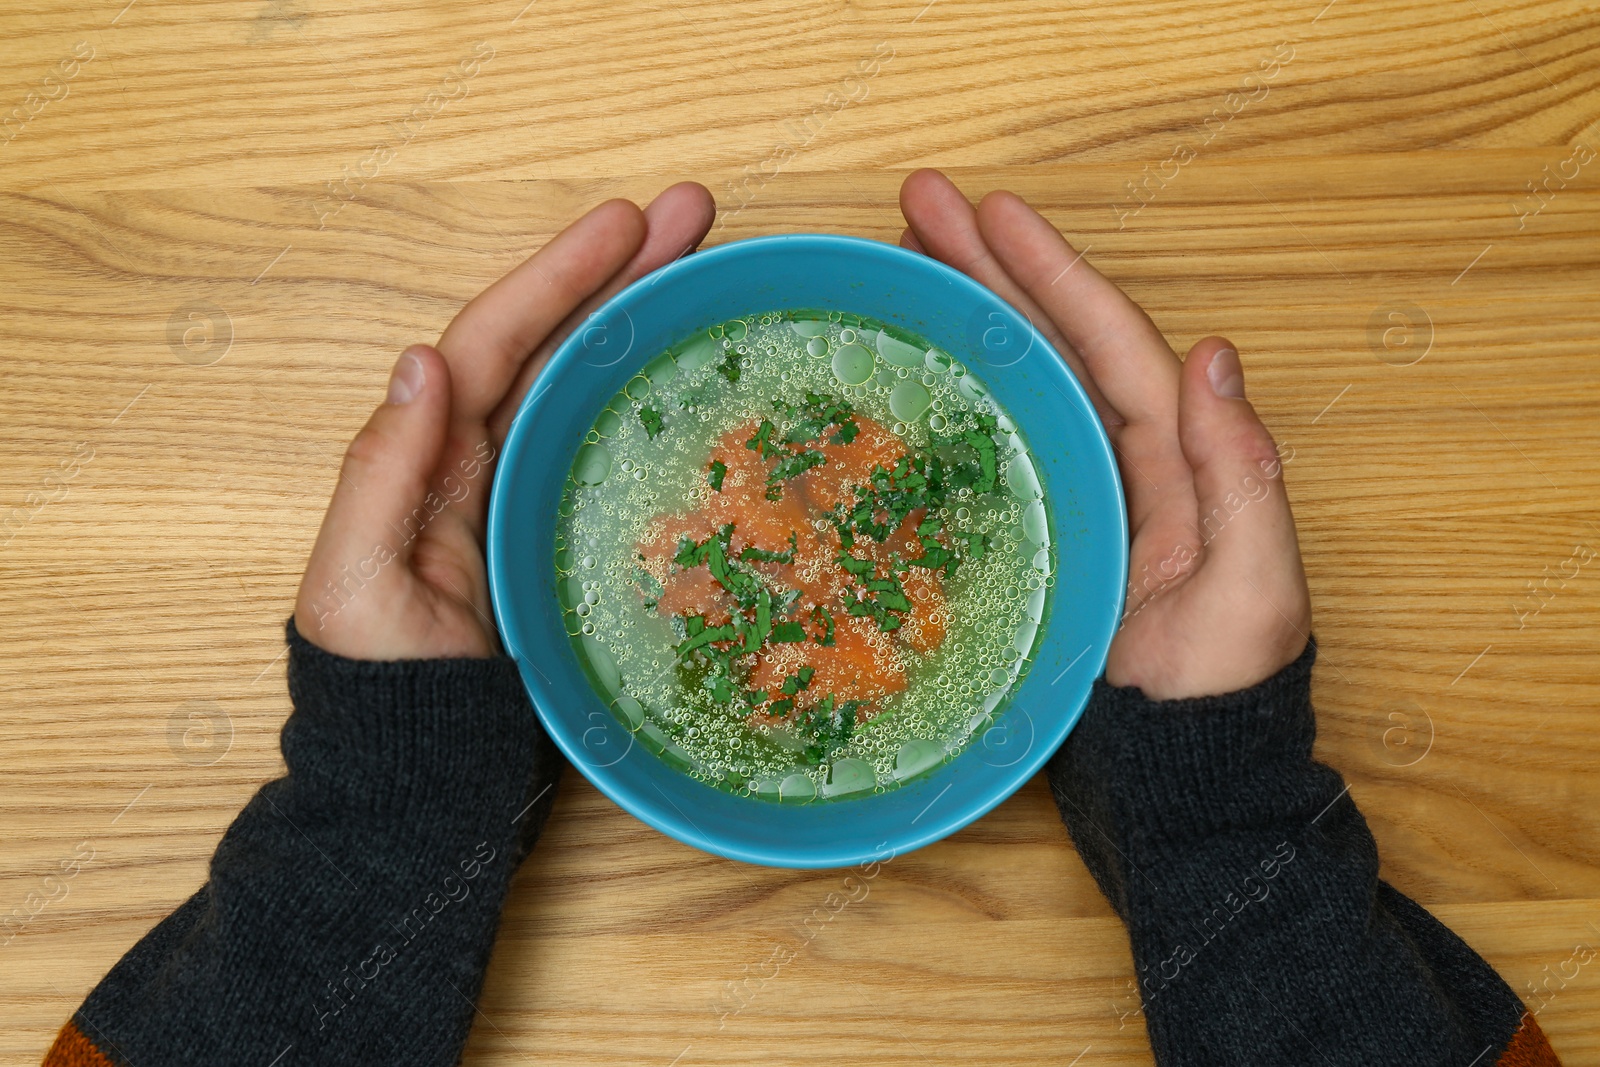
[1050,639,1326,846]
[281,617,548,826]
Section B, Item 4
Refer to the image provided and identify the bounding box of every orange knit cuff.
[41,1020,116,1067]
[1497,1011,1562,1067]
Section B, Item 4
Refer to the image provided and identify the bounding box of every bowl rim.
[487,231,1128,868]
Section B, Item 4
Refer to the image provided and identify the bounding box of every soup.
[553,309,1053,802]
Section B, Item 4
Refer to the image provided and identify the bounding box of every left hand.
[294,183,717,660]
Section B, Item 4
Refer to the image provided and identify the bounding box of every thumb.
[294,345,453,643]
[1177,338,1310,635]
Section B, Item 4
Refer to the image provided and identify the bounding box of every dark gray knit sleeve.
[66,619,564,1067]
[1045,639,1532,1067]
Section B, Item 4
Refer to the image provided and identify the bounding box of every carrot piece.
[702,420,809,556]
[654,567,734,628]
[796,415,905,513]
[639,411,951,724]
[751,613,906,705]
[781,525,851,617]
[636,513,732,625]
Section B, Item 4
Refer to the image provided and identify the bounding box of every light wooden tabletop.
[3,0,1598,1063]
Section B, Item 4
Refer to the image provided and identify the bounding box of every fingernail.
[386,350,425,405]
[1207,348,1245,399]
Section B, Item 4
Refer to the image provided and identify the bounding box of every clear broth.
[553,309,1054,802]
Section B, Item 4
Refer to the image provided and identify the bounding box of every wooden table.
[3,0,1598,1063]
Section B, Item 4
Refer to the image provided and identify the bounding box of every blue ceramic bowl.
[487,233,1126,869]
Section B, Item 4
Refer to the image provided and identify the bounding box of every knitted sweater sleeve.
[43,619,564,1067]
[1046,639,1560,1067]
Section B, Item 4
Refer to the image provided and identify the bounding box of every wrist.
[1105,626,1310,701]
[1049,638,1325,842]
[281,617,545,823]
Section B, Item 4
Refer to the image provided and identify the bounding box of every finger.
[897,168,1116,424]
[488,180,718,443]
[1176,339,1310,639]
[295,345,453,640]
[975,188,1180,429]
[436,198,648,426]
[899,226,926,254]
[940,178,1193,542]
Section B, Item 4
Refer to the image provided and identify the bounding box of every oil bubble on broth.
[552,309,1054,802]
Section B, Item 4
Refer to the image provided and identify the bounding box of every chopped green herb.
[673,533,713,569]
[837,454,946,544]
[753,588,771,647]
[877,589,913,613]
[770,620,808,643]
[677,620,737,656]
[706,529,763,606]
[765,450,826,500]
[835,550,875,578]
[740,532,797,565]
[780,666,816,696]
[639,406,664,439]
[811,605,836,646]
[844,590,904,632]
[739,615,761,653]
[963,430,998,493]
[716,348,742,382]
[782,424,818,445]
[746,419,780,460]
[796,694,862,763]
[942,426,998,496]
[837,563,916,630]
[780,392,858,448]
[953,530,991,560]
[825,505,857,550]
[909,543,957,576]
[707,460,727,492]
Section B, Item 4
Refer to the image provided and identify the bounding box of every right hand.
[897,169,1310,700]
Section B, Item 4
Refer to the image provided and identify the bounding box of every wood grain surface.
[3,0,1599,1063]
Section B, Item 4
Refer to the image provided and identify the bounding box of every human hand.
[294,183,717,661]
[897,169,1310,700]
